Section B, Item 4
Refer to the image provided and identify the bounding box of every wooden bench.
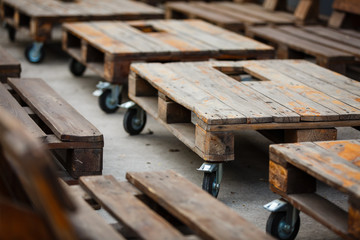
[125,59,360,195]
[165,0,319,33]
[0,109,274,240]
[267,139,360,240]
[0,0,163,63]
[0,46,21,83]
[246,0,360,78]
[0,77,103,179]
[62,19,273,113]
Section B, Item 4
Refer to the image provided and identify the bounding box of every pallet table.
[62,19,273,113]
[0,109,274,239]
[266,139,360,240]
[0,46,21,83]
[0,0,163,63]
[165,0,319,33]
[126,59,360,196]
[246,0,360,79]
[0,77,103,179]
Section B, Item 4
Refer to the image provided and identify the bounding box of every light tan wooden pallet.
[1,77,103,179]
[0,0,163,63]
[165,0,319,33]
[266,139,360,239]
[0,109,274,240]
[126,59,360,195]
[62,19,273,113]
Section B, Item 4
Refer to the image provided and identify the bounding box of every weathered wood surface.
[247,25,359,74]
[329,0,360,28]
[165,0,319,32]
[1,78,104,178]
[0,112,274,240]
[1,0,163,41]
[269,139,360,239]
[129,59,360,161]
[62,19,273,83]
[0,47,21,83]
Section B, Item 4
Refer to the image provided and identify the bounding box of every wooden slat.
[79,175,184,240]
[332,0,360,16]
[126,170,274,240]
[248,26,354,59]
[166,62,299,123]
[130,63,247,125]
[0,84,46,139]
[63,183,126,240]
[243,61,360,120]
[8,78,103,142]
[270,142,360,199]
[314,140,360,167]
[0,47,21,70]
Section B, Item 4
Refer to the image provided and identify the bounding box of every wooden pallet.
[0,47,21,83]
[0,0,163,42]
[62,19,273,84]
[269,139,360,240]
[129,59,360,162]
[0,109,274,239]
[165,0,319,33]
[0,77,103,179]
[246,25,359,75]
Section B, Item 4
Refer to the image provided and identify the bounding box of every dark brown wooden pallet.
[269,139,360,240]
[0,47,21,83]
[129,60,360,162]
[0,77,103,179]
[62,19,274,84]
[0,0,163,42]
[246,25,359,76]
[0,110,274,239]
[165,0,319,33]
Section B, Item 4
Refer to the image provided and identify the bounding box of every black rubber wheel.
[25,43,45,63]
[202,172,219,198]
[7,25,16,42]
[266,211,300,240]
[69,58,86,76]
[123,108,147,135]
[98,89,122,113]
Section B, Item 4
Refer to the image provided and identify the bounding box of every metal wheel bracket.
[32,42,44,53]
[120,101,136,109]
[93,81,111,97]
[264,199,289,213]
[286,205,300,229]
[198,163,223,186]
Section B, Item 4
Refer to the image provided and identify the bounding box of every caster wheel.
[202,172,220,198]
[266,212,300,240]
[6,24,16,42]
[69,58,86,76]
[25,43,45,63]
[123,108,147,135]
[98,89,122,113]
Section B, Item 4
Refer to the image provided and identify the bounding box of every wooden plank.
[126,170,274,240]
[286,193,350,239]
[8,78,103,142]
[303,26,360,49]
[130,63,247,125]
[166,62,299,123]
[264,60,360,113]
[247,26,354,59]
[0,84,46,139]
[270,142,360,199]
[62,182,126,240]
[314,140,360,167]
[246,60,360,120]
[0,47,21,70]
[278,26,360,58]
[79,175,184,240]
[332,0,360,15]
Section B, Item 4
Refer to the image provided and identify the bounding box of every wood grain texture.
[126,170,274,240]
[0,47,21,83]
[8,78,103,142]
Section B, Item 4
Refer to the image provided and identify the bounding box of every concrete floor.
[2,26,360,240]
